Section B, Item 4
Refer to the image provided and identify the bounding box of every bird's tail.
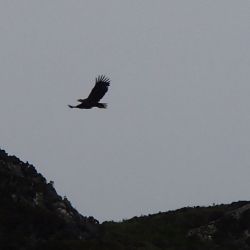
[96,103,107,109]
[68,105,75,108]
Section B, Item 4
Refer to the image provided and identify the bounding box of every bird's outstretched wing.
[87,75,110,103]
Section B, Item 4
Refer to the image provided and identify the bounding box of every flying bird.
[68,75,110,109]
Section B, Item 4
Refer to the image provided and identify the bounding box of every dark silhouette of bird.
[68,75,110,109]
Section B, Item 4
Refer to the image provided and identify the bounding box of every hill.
[0,148,250,249]
[0,149,99,249]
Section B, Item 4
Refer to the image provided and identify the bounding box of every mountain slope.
[100,201,250,250]
[1,148,250,250]
[0,149,99,249]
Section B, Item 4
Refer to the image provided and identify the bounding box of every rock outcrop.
[0,149,99,249]
[187,201,250,249]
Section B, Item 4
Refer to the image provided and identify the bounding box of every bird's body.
[68,75,110,109]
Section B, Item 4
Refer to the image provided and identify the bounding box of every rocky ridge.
[0,148,99,249]
[1,148,250,249]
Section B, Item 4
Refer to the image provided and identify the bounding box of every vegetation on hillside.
[1,148,250,250]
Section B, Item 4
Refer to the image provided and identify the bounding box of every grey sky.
[0,1,250,222]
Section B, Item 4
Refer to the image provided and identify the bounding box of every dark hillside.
[0,149,99,249]
[1,148,250,250]
[100,201,250,249]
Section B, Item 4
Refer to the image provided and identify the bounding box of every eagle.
[68,75,110,109]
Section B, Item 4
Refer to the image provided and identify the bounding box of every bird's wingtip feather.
[96,75,110,85]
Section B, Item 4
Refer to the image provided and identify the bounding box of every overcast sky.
[0,1,250,222]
